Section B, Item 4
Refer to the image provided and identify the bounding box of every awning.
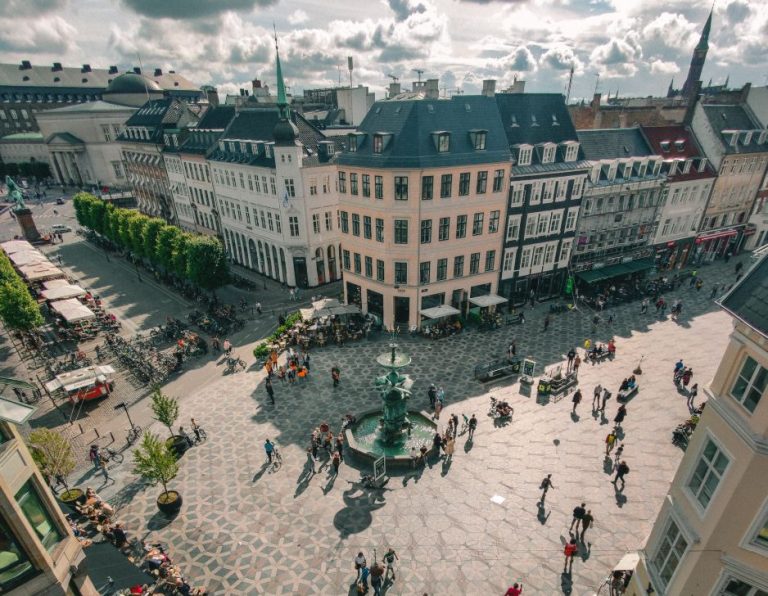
[0,395,36,424]
[8,250,47,266]
[576,259,655,284]
[696,229,738,243]
[468,294,508,308]
[43,279,71,289]
[19,263,66,282]
[40,284,86,301]
[50,298,95,323]
[421,305,461,319]
[0,240,35,254]
[45,365,115,393]
[83,542,155,594]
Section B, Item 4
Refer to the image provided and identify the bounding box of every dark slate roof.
[124,98,186,127]
[719,254,768,338]
[494,93,578,147]
[196,105,235,130]
[577,127,654,160]
[702,104,766,155]
[336,95,511,168]
[177,107,236,155]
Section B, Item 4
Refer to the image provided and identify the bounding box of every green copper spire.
[697,7,713,50]
[274,26,289,120]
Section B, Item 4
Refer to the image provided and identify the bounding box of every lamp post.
[113,401,136,431]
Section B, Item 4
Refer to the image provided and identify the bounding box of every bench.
[550,373,579,402]
[505,313,525,325]
[618,385,639,402]
[587,350,612,364]
[474,358,521,383]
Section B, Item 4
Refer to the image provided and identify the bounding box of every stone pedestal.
[14,208,41,242]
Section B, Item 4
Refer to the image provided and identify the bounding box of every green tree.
[142,218,166,264]
[150,388,179,438]
[185,235,229,290]
[28,429,76,494]
[171,232,191,277]
[0,280,44,331]
[72,193,89,228]
[132,432,179,501]
[104,204,119,243]
[115,210,134,249]
[155,225,179,271]
[128,214,149,256]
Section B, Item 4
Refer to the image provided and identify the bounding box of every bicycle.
[271,446,283,470]
[102,447,124,464]
[126,425,142,446]
[192,426,208,443]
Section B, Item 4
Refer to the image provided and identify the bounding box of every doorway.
[394,296,410,327]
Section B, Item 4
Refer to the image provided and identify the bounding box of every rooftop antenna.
[412,68,424,84]
[348,56,354,88]
[566,63,574,104]
[136,53,150,101]
[337,64,342,87]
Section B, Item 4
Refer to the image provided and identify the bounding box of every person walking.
[331,366,341,387]
[573,354,581,377]
[371,562,384,595]
[89,445,101,470]
[543,314,551,332]
[383,547,399,581]
[563,537,578,574]
[432,432,443,459]
[566,348,576,372]
[571,389,582,414]
[529,289,535,307]
[687,383,698,410]
[265,378,275,405]
[98,454,111,482]
[468,414,477,440]
[710,285,719,299]
[592,384,602,410]
[613,404,627,429]
[444,436,455,460]
[614,443,624,465]
[580,510,594,543]
[508,341,517,359]
[451,413,459,438]
[264,439,275,463]
[605,429,617,455]
[570,503,586,532]
[354,552,367,581]
[612,460,630,489]
[600,388,611,413]
[332,451,341,475]
[428,384,437,409]
[335,435,344,462]
[434,397,443,420]
[640,298,648,314]
[505,583,524,596]
[540,474,554,502]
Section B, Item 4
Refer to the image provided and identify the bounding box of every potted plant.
[150,388,187,458]
[132,431,182,515]
[27,429,81,508]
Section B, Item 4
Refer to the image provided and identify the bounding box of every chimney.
[683,81,702,126]
[252,78,262,90]
[618,112,628,128]
[19,60,31,70]
[591,93,602,111]
[387,81,401,99]
[482,79,496,97]
[81,64,91,73]
[108,65,118,74]
[239,88,245,97]
[154,68,162,76]
[133,67,141,74]
[740,82,752,103]
[207,88,219,107]
[425,78,439,99]
[52,62,63,72]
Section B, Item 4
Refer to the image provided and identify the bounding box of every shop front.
[575,258,656,299]
[654,237,695,270]
[500,268,567,307]
[692,228,740,264]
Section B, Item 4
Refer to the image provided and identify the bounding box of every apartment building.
[689,101,768,260]
[336,95,511,328]
[628,255,768,595]
[495,92,590,304]
[641,125,716,269]
[573,127,665,288]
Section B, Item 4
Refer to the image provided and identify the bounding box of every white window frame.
[506,215,520,242]
[740,495,768,556]
[510,185,523,206]
[649,515,691,591]
[711,558,768,596]
[686,433,731,514]
[730,354,767,414]
[518,145,533,166]
[559,240,571,266]
[501,248,517,279]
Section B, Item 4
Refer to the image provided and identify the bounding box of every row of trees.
[0,161,51,180]
[0,251,44,331]
[73,193,229,290]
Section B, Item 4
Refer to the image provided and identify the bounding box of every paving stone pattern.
[99,259,744,595]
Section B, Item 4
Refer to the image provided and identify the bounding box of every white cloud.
[288,9,309,25]
[0,15,77,53]
[649,59,679,75]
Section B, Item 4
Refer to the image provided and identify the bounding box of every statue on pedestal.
[5,176,26,211]
[6,176,41,242]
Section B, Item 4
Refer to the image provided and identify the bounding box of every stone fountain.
[344,344,437,464]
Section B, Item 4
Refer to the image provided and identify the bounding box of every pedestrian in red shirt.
[505,582,523,596]
[563,538,578,574]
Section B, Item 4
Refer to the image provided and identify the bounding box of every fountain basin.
[344,409,438,466]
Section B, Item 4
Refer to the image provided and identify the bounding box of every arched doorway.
[327,245,337,282]
[248,239,258,272]
[280,249,288,286]
[257,240,265,273]
[264,242,273,278]
[315,247,326,284]
[271,246,280,282]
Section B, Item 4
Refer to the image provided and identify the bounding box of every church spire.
[698,6,713,50]
[681,7,713,100]
[274,25,289,121]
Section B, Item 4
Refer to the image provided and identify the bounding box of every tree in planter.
[28,429,77,498]
[150,388,179,438]
[132,432,179,505]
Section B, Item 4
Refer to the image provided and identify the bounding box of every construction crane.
[386,74,399,83]
[412,68,424,83]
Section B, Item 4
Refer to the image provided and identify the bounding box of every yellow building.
[0,408,97,595]
[627,255,768,595]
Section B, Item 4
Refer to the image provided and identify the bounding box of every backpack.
[622,464,630,475]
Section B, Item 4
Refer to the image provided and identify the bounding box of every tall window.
[375,218,384,242]
[394,220,409,244]
[651,519,688,589]
[731,356,766,413]
[469,252,480,274]
[440,174,452,198]
[352,214,360,236]
[101,124,112,142]
[285,178,295,197]
[688,439,729,509]
[718,578,768,596]
[453,256,465,277]
[338,172,347,193]
[420,262,431,284]
[325,211,333,231]
[15,482,63,552]
[437,258,447,281]
[362,174,370,197]
[472,212,484,236]
[0,515,36,590]
[439,217,450,241]
[363,216,372,239]
[289,216,300,237]
[340,211,349,233]
[275,214,281,233]
[375,176,383,199]
[376,259,385,281]
[354,253,361,273]
[493,169,504,192]
[476,171,488,194]
[365,256,373,278]
[394,262,408,284]
[373,135,383,153]
[350,173,358,195]
[437,133,450,152]
[394,176,408,200]
[489,210,500,233]
[422,176,434,200]
[459,173,470,196]
[456,215,467,239]
[421,219,432,244]
[565,209,577,231]
[343,250,350,270]
[485,250,496,271]
[312,214,320,234]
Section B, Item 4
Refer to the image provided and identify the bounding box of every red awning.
[696,229,738,243]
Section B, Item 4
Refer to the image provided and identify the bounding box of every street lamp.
[113,401,135,430]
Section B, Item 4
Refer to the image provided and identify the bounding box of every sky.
[0,0,766,102]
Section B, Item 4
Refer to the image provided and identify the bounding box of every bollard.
[78,423,84,435]
[109,432,114,443]
[94,429,100,438]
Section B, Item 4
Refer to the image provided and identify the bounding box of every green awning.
[576,259,656,284]
[621,258,656,274]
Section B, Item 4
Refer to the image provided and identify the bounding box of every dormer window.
[638,161,647,177]
[698,157,708,172]
[758,130,767,144]
[552,114,559,126]
[510,115,519,128]
[675,139,685,152]
[563,142,579,162]
[742,131,752,145]
[264,143,273,158]
[541,144,556,164]
[623,162,633,179]
[683,159,692,174]
[373,132,393,154]
[431,131,451,153]
[347,132,366,152]
[240,142,247,153]
[531,114,539,127]
[660,140,671,153]
[517,145,533,166]
[469,129,487,150]
[218,141,225,152]
[228,141,235,152]
[669,161,678,176]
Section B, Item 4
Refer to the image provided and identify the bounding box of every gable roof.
[195,105,236,130]
[719,254,768,338]
[641,125,715,181]
[45,132,84,145]
[577,127,654,160]
[701,104,766,155]
[337,95,510,168]
[495,93,578,146]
